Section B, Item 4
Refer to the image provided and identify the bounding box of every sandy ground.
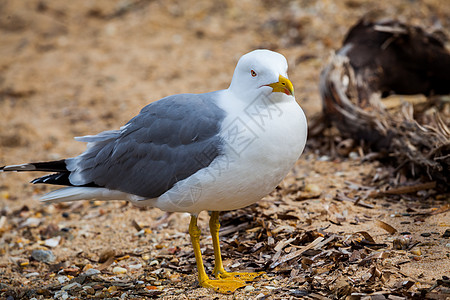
[1,0,449,299]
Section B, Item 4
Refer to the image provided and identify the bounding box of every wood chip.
[97,256,115,271]
[131,220,142,231]
[335,191,374,209]
[357,231,376,243]
[270,237,324,269]
[382,182,436,195]
[376,220,398,234]
[219,222,249,236]
[274,237,296,252]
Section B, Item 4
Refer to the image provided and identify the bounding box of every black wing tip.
[31,173,101,188]
[31,160,69,172]
[31,173,71,186]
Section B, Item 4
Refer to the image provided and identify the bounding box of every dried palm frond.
[319,17,450,191]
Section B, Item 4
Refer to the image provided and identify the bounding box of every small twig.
[269,237,324,269]
[335,191,374,209]
[382,181,436,195]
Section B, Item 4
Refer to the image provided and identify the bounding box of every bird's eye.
[251,70,257,77]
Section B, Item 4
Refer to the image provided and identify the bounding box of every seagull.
[1,49,307,294]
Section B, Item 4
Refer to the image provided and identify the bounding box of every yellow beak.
[266,75,294,96]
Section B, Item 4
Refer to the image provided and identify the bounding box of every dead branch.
[319,17,450,191]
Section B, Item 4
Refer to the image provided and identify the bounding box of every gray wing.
[66,92,226,198]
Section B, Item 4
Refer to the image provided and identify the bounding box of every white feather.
[40,187,146,203]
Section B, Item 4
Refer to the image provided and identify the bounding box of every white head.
[229,49,294,99]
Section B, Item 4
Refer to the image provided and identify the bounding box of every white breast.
[152,90,307,215]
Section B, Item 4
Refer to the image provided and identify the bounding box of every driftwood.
[319,17,450,191]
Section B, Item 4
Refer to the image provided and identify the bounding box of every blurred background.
[1,0,449,178]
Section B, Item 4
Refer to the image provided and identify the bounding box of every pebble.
[83,286,95,295]
[393,236,411,250]
[150,259,159,266]
[0,216,6,230]
[169,274,181,282]
[134,229,146,237]
[19,261,29,267]
[290,289,309,297]
[25,272,40,278]
[19,217,42,228]
[44,236,61,248]
[244,285,255,292]
[0,191,10,199]
[318,155,330,161]
[57,276,69,284]
[83,268,100,276]
[264,286,277,290]
[420,233,431,237]
[304,183,321,194]
[443,229,450,238]
[348,151,359,159]
[54,291,69,300]
[62,282,82,291]
[31,249,56,263]
[410,249,422,256]
[151,268,163,275]
[112,267,127,274]
[83,263,94,271]
[129,263,142,270]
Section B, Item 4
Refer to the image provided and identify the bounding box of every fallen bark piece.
[269,236,324,269]
[382,182,436,195]
[319,16,450,192]
[376,220,398,234]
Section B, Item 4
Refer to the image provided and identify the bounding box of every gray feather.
[66,92,226,198]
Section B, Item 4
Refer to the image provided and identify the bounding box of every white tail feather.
[40,187,137,203]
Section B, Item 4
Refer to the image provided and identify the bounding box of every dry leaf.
[376,220,398,234]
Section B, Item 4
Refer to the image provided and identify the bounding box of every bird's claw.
[200,278,246,294]
[216,271,265,282]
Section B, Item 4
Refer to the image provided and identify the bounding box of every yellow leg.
[209,211,264,281]
[189,214,245,294]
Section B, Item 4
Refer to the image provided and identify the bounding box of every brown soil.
[1,0,449,299]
